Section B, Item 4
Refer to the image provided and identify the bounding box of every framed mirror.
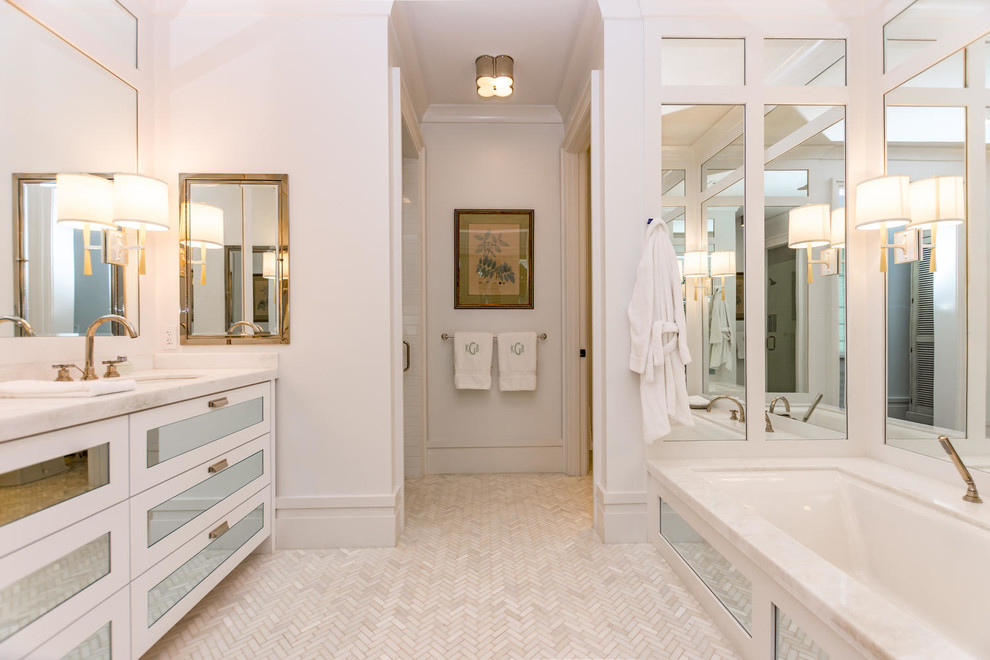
[179,174,289,344]
[1,0,138,337]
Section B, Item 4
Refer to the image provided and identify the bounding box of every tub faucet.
[769,396,791,417]
[937,436,982,504]
[764,412,774,433]
[83,314,138,380]
[801,393,823,423]
[707,395,745,422]
[0,315,35,336]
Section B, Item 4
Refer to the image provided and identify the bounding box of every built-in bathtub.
[648,458,990,659]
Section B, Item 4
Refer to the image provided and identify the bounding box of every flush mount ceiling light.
[476,54,513,98]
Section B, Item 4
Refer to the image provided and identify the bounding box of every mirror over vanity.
[179,174,290,345]
[1,0,140,338]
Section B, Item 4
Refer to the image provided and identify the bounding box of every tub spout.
[938,436,982,504]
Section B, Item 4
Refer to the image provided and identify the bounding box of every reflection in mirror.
[661,39,745,86]
[883,0,988,72]
[884,40,975,458]
[764,105,846,440]
[14,176,139,336]
[47,0,138,66]
[1,1,138,337]
[662,105,746,441]
[764,39,846,86]
[179,175,289,344]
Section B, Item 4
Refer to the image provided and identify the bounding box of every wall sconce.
[854,175,912,273]
[113,174,170,275]
[181,202,224,286]
[262,250,288,280]
[906,175,965,273]
[55,173,116,276]
[788,203,840,283]
[683,250,710,300]
[476,54,513,98]
[709,251,736,299]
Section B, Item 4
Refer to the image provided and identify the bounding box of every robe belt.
[645,321,680,383]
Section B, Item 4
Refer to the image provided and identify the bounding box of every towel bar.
[441,332,547,341]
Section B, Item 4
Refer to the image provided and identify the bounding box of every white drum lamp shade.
[55,173,116,230]
[907,175,965,230]
[830,207,846,249]
[263,251,287,279]
[788,204,831,249]
[183,202,224,248]
[855,175,910,230]
[683,251,708,278]
[710,251,736,277]
[113,174,170,231]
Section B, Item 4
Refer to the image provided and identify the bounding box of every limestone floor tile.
[145,474,740,659]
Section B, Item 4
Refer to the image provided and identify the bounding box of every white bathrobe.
[627,219,693,443]
[709,284,735,371]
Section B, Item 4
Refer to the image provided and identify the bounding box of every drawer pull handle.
[208,397,229,408]
[208,459,229,474]
[209,521,230,539]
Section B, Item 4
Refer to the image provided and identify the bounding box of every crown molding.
[421,104,563,124]
[155,0,393,17]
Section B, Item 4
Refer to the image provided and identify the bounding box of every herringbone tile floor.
[145,474,740,659]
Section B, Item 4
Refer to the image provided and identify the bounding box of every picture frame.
[103,229,129,267]
[454,209,534,309]
[252,274,270,323]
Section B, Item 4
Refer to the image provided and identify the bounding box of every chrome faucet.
[83,314,137,380]
[707,395,746,422]
[801,393,823,423]
[938,436,982,504]
[769,396,791,417]
[227,321,263,335]
[0,315,35,336]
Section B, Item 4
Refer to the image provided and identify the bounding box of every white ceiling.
[394,0,598,110]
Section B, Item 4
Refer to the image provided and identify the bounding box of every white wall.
[422,121,565,474]
[402,157,423,478]
[156,5,400,548]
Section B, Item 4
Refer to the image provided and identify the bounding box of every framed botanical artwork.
[252,274,270,323]
[455,209,534,309]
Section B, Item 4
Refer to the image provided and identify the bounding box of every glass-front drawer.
[132,487,270,657]
[0,503,128,659]
[0,418,128,558]
[130,434,271,576]
[23,587,129,660]
[129,382,270,493]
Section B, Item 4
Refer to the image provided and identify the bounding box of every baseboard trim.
[596,484,647,543]
[275,489,400,549]
[426,446,564,474]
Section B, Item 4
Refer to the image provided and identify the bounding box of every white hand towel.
[0,378,136,398]
[497,331,537,391]
[453,332,494,390]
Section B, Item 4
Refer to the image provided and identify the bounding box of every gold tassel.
[929,225,937,273]
[880,244,888,273]
[138,228,147,275]
[721,277,726,300]
[200,246,207,286]
[83,224,92,276]
[806,246,813,284]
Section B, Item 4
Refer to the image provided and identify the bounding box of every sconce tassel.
[200,246,207,286]
[82,224,93,276]
[138,228,147,276]
[806,246,814,284]
[929,225,937,273]
[880,241,888,273]
[721,277,726,300]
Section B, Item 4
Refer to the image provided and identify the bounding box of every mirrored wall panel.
[47,0,137,66]
[884,34,981,460]
[179,174,289,344]
[662,105,746,441]
[661,39,745,86]
[1,2,138,337]
[764,105,846,440]
[884,0,989,72]
[764,39,846,86]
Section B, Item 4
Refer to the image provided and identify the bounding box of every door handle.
[767,336,776,351]
[403,340,411,372]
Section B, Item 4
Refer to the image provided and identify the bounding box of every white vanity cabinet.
[0,374,275,659]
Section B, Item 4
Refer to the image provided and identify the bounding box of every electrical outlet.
[162,325,178,349]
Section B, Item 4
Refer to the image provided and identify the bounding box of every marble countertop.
[649,457,987,660]
[0,354,277,443]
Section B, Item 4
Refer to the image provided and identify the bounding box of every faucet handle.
[101,356,127,379]
[101,355,128,365]
[52,364,81,382]
[729,409,739,421]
